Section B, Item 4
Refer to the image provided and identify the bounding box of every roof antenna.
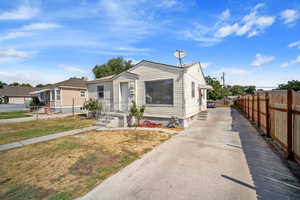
[174,50,187,67]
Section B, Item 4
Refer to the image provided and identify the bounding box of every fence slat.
[287,89,293,159]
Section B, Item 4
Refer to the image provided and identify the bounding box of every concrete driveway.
[82,108,300,200]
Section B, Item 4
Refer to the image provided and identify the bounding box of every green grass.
[0,116,95,145]
[0,111,31,120]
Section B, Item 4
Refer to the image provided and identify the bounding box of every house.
[0,86,37,104]
[87,60,211,127]
[30,77,88,113]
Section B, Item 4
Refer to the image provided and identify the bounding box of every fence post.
[287,89,293,159]
[72,98,75,117]
[265,92,270,137]
[257,93,260,128]
[252,94,255,121]
[247,96,249,118]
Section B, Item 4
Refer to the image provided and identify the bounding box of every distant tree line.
[0,81,51,88]
[205,76,256,100]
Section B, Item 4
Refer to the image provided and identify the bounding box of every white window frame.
[56,89,61,100]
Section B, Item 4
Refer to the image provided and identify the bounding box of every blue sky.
[0,0,299,87]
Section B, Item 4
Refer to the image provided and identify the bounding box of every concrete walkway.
[0,113,78,124]
[81,108,300,200]
[0,126,97,151]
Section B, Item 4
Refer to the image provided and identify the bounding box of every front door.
[120,82,129,112]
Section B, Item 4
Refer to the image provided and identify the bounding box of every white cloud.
[201,62,211,69]
[292,55,300,64]
[288,40,300,49]
[215,23,239,38]
[126,58,139,65]
[58,64,85,73]
[280,55,300,67]
[159,0,177,8]
[184,4,275,46]
[216,4,275,38]
[0,31,33,41]
[0,3,39,20]
[251,54,274,66]
[0,48,28,58]
[220,9,231,21]
[22,23,61,30]
[280,62,290,68]
[280,9,300,25]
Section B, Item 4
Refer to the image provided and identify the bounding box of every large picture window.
[97,85,104,98]
[145,79,173,105]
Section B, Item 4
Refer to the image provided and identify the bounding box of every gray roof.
[35,78,87,91]
[0,86,38,97]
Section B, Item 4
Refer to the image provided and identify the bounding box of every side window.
[97,86,104,98]
[80,90,86,97]
[56,89,61,100]
[192,82,195,98]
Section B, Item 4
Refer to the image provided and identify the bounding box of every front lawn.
[0,116,95,145]
[0,129,173,200]
[0,111,31,120]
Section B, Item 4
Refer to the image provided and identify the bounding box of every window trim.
[97,85,104,99]
[144,78,175,106]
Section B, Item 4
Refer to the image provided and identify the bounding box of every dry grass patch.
[0,115,95,145]
[0,129,173,200]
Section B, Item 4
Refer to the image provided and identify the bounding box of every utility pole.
[221,72,226,105]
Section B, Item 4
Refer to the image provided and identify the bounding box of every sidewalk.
[0,113,78,124]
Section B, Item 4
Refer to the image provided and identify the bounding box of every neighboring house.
[0,86,37,104]
[30,77,88,113]
[87,60,211,127]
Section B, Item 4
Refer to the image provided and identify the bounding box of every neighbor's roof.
[35,78,87,92]
[0,86,38,97]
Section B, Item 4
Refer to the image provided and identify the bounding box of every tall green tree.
[93,57,134,78]
[277,80,300,91]
[229,85,245,96]
[205,76,228,100]
[0,81,7,88]
[244,86,256,94]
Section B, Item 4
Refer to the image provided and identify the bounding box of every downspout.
[182,68,186,121]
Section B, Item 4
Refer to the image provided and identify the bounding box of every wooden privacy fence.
[235,89,300,163]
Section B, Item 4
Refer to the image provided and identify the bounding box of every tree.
[9,82,20,86]
[244,86,256,94]
[81,99,102,118]
[277,80,300,91]
[130,101,145,127]
[205,76,228,100]
[229,85,245,96]
[129,100,146,142]
[93,57,133,78]
[36,83,51,88]
[0,81,7,88]
[8,82,32,87]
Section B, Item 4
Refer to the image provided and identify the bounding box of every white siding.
[87,81,113,111]
[184,63,207,118]
[130,63,184,118]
